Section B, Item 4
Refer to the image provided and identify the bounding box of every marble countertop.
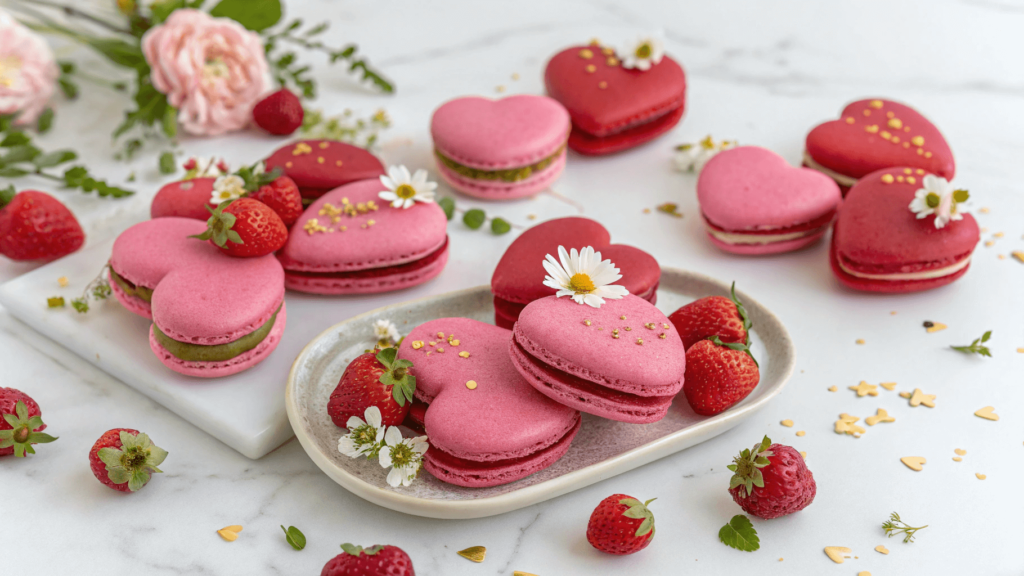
[3,0,1023,573]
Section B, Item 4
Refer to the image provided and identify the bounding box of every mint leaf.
[463,208,485,230]
[281,525,306,550]
[211,0,282,31]
[437,197,455,220]
[491,217,511,235]
[719,515,759,551]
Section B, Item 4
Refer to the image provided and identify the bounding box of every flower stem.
[10,0,133,35]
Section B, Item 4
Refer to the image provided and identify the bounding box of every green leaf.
[210,0,282,32]
[281,525,306,550]
[491,217,511,235]
[1,144,41,165]
[36,108,54,134]
[463,208,485,230]
[58,78,79,99]
[86,38,147,70]
[437,197,455,220]
[719,515,759,551]
[0,132,30,147]
[32,150,77,169]
[128,467,150,492]
[376,347,398,367]
[162,106,178,139]
[0,166,29,178]
[158,152,176,174]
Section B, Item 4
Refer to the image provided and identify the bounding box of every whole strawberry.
[586,493,657,555]
[0,388,57,457]
[683,336,760,416]
[728,436,815,519]
[669,282,751,350]
[321,543,415,576]
[253,88,304,136]
[192,198,288,257]
[328,348,416,429]
[88,428,168,493]
[0,188,84,261]
[250,175,302,227]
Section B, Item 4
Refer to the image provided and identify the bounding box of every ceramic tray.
[285,268,795,519]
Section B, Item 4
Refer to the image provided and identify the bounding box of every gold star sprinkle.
[584,320,592,326]
[908,388,936,408]
[459,351,470,358]
[865,409,895,426]
[411,341,424,350]
[850,381,879,397]
[58,276,69,287]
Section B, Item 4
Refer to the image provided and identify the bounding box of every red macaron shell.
[805,99,955,184]
[264,140,386,200]
[544,44,686,155]
[150,178,216,220]
[831,168,979,293]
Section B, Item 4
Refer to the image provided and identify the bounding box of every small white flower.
[373,319,401,348]
[620,35,665,71]
[543,246,629,308]
[673,136,736,173]
[184,156,229,179]
[378,426,429,487]
[338,406,385,459]
[210,174,246,205]
[378,165,437,209]
[909,174,969,229]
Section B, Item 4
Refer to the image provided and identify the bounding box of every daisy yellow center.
[636,43,652,59]
[390,443,417,468]
[568,272,596,294]
[395,184,417,199]
[925,192,940,208]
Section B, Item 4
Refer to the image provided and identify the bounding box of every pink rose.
[142,9,269,136]
[0,10,58,125]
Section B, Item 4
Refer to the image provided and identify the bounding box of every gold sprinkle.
[985,241,995,247]
[303,218,329,235]
[880,382,897,391]
[955,448,966,455]
[584,319,592,326]
[796,431,806,437]
[662,323,670,329]
[606,56,619,66]
[58,276,69,287]
[436,347,444,353]
[953,456,962,462]
[888,118,903,129]
[865,124,879,133]
[865,409,895,426]
[869,100,884,108]
[881,174,894,184]
[875,545,889,555]
[917,148,924,155]
[620,316,626,320]
[828,385,838,392]
[466,380,477,390]
[585,64,596,73]
[318,142,329,149]
[495,85,506,93]
[428,341,436,346]
[437,332,445,338]
[1018,347,1024,353]
[924,151,932,158]
[292,142,313,155]
[598,81,608,89]
[855,339,865,345]
[979,207,990,213]
[845,117,855,124]
[527,214,537,220]
[781,419,794,427]
[659,333,666,339]
[636,338,643,345]
[511,73,520,80]
[624,327,632,331]
[976,473,987,480]
[513,572,539,576]
[886,111,895,118]
[994,232,1005,238]
[457,546,486,563]
[908,388,936,408]
[459,351,470,358]
[901,456,926,471]
[915,168,924,174]
[850,381,879,397]
[644,323,655,330]
[926,322,947,333]
[579,48,594,59]
[974,406,999,421]
[800,452,806,459]
[425,351,431,356]
[412,341,424,350]
[824,546,853,563]
[449,339,460,347]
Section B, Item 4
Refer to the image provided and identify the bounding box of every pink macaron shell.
[109,218,210,290]
[278,179,448,273]
[397,318,579,464]
[108,270,152,319]
[698,146,842,232]
[436,151,566,200]
[150,178,216,220]
[283,243,449,295]
[704,227,830,255]
[149,302,287,378]
[513,295,686,395]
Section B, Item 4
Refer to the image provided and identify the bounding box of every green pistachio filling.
[434,144,566,182]
[153,305,281,362]
[110,268,154,303]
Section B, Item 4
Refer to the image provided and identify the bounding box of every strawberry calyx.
[728,281,752,345]
[190,201,244,248]
[341,543,384,556]
[728,435,773,497]
[235,162,283,193]
[97,430,168,492]
[709,335,758,367]
[0,400,57,457]
[376,348,416,407]
[620,497,657,537]
[0,184,16,209]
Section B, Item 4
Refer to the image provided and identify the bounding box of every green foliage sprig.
[301,108,391,149]
[951,330,992,357]
[437,198,513,236]
[882,512,928,543]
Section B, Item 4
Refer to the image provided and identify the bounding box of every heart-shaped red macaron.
[830,168,979,293]
[805,99,954,193]
[490,217,660,328]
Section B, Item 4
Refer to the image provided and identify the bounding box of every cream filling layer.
[838,256,971,281]
[707,226,821,245]
[802,151,859,188]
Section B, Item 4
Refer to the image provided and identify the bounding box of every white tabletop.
[3,0,1022,573]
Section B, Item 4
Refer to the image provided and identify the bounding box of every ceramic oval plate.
[285,268,795,519]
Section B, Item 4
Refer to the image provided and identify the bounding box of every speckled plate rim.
[285,268,795,519]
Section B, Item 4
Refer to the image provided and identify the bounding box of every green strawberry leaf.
[719,515,759,551]
[709,335,758,368]
[729,281,752,344]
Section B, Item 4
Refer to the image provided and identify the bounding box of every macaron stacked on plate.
[264,140,386,202]
[277,178,449,294]
[804,98,955,195]
[397,318,581,488]
[831,168,979,293]
[544,40,686,155]
[490,217,660,329]
[109,218,287,377]
[697,146,842,255]
[430,95,570,200]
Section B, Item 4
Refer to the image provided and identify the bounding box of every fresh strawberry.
[0,388,57,457]
[0,187,84,261]
[669,281,751,349]
[192,198,288,258]
[88,428,168,493]
[253,88,304,136]
[728,436,816,519]
[321,543,415,576]
[586,493,657,555]
[250,175,302,227]
[682,336,760,416]
[328,348,416,429]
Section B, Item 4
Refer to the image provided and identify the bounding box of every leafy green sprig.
[882,512,928,543]
[69,265,114,313]
[951,330,992,357]
[437,198,514,236]
[719,515,759,552]
[301,108,391,149]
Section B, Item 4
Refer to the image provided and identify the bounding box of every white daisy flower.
[378,165,437,209]
[909,175,969,229]
[378,426,429,487]
[210,174,246,205]
[373,319,401,348]
[542,246,629,308]
[620,35,665,71]
[673,136,736,173]
[338,406,386,459]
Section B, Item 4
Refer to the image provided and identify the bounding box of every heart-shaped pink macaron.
[431,95,570,200]
[698,146,842,255]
